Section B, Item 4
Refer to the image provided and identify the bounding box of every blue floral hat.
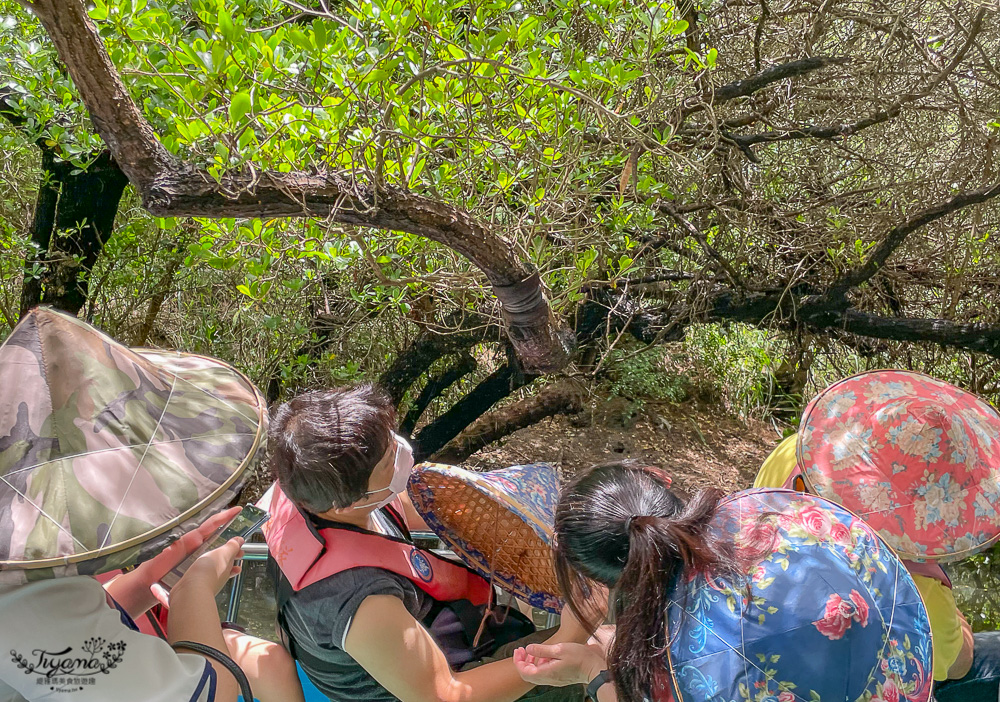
[407,463,563,612]
[665,488,933,702]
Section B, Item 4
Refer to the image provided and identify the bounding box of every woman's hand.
[513,641,606,688]
[105,507,243,615]
[136,506,243,586]
[173,536,245,596]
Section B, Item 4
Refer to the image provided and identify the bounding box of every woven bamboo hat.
[408,462,563,612]
[0,308,267,587]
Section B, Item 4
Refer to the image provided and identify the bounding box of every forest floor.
[462,398,780,496]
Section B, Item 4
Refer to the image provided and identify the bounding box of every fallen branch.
[433,382,584,463]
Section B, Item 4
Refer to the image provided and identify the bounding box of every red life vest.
[258,483,492,604]
[780,467,952,588]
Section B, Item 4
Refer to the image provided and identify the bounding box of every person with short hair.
[262,384,591,702]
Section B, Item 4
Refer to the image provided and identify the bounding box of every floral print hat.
[408,462,562,612]
[665,489,932,702]
[798,369,1000,562]
[0,308,267,588]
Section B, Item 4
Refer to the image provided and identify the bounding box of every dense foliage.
[0,0,998,445]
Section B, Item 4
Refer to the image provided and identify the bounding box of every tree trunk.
[399,354,477,436]
[412,362,538,460]
[379,321,501,405]
[19,150,128,316]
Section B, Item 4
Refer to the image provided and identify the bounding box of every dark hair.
[268,384,397,512]
[553,461,741,702]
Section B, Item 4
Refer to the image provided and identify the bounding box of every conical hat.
[665,489,933,702]
[408,463,562,612]
[0,308,267,586]
[798,369,1000,562]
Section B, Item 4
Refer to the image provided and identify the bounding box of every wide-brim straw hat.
[665,488,932,702]
[408,462,563,612]
[0,308,267,586]
[798,369,1000,562]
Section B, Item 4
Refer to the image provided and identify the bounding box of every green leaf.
[313,19,327,50]
[219,8,235,43]
[229,91,252,123]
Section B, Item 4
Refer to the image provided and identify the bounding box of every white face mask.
[352,433,414,511]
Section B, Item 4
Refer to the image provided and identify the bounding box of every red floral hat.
[798,370,1000,562]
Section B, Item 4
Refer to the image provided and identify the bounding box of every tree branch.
[730,7,986,149]
[657,202,748,289]
[378,321,501,405]
[412,363,538,461]
[433,381,584,463]
[399,353,477,436]
[27,0,572,372]
[619,283,1000,361]
[827,182,1000,298]
[713,56,849,104]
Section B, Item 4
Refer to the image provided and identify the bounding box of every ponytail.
[610,489,735,702]
[553,462,743,702]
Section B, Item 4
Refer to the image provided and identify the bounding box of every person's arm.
[168,537,245,702]
[399,491,431,532]
[947,609,974,679]
[104,507,243,618]
[344,594,589,702]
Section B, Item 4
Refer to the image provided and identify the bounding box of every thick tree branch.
[664,56,849,135]
[378,321,501,405]
[433,382,584,463]
[713,57,849,104]
[412,363,538,461]
[623,282,1000,361]
[831,310,1000,357]
[399,353,478,436]
[1,88,129,316]
[27,0,572,372]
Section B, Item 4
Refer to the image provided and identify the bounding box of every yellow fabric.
[754,432,963,680]
[912,575,963,680]
[753,434,798,488]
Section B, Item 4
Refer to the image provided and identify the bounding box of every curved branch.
[399,354,477,436]
[433,381,584,463]
[412,363,537,461]
[827,182,1000,298]
[378,321,501,405]
[27,0,572,372]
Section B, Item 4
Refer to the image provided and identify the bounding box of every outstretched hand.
[104,507,242,616]
[513,641,606,688]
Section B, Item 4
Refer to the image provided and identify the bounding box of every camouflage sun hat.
[0,308,267,587]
